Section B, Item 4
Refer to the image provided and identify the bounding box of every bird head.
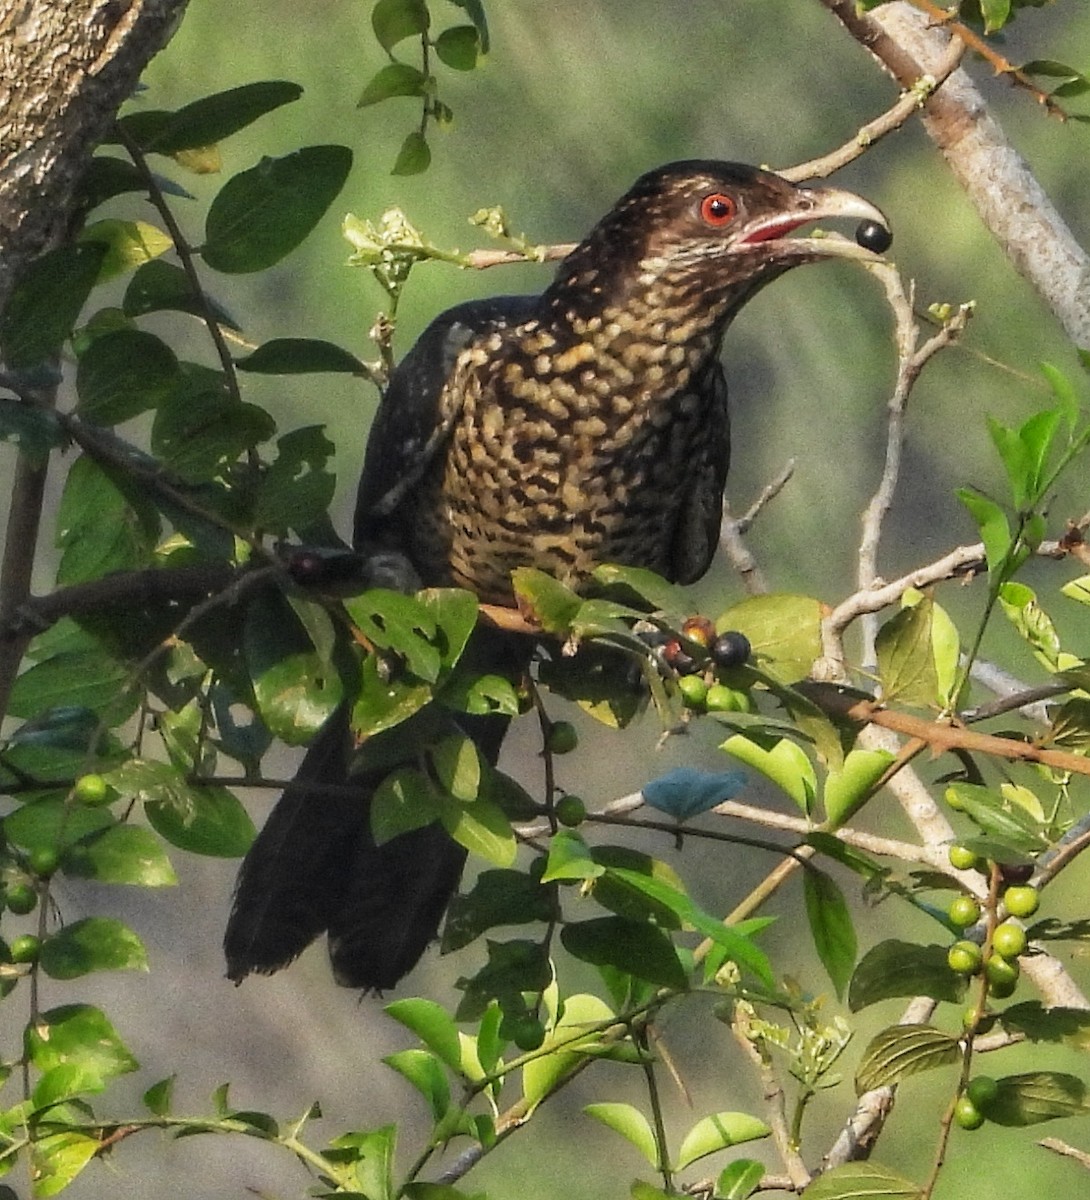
[546,160,890,323]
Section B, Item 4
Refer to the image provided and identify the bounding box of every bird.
[224,160,889,990]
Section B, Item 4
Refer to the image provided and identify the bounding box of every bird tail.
[224,630,520,991]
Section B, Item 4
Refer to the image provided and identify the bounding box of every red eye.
[699,192,736,227]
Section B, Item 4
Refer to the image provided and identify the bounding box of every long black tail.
[224,632,519,990]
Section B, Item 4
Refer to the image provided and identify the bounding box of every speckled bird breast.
[409,314,728,605]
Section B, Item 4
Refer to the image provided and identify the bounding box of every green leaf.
[352,653,434,737]
[346,590,442,682]
[591,563,687,613]
[430,734,481,801]
[854,1024,960,1095]
[434,787,516,867]
[385,998,462,1074]
[28,1132,100,1198]
[801,1162,922,1200]
[101,757,252,857]
[79,219,173,282]
[435,25,481,69]
[235,337,367,375]
[8,650,134,722]
[721,734,816,815]
[998,581,1061,669]
[511,568,582,634]
[804,868,857,999]
[3,798,113,855]
[943,783,1048,855]
[371,767,440,845]
[561,917,688,990]
[716,1159,765,1200]
[124,259,240,327]
[151,366,274,482]
[55,454,159,584]
[1061,574,1090,609]
[245,591,343,743]
[143,1075,175,1116]
[957,488,1012,579]
[986,1072,1090,1125]
[25,1004,139,1094]
[372,0,429,51]
[541,828,603,883]
[442,869,554,951]
[136,81,304,153]
[849,941,965,1011]
[392,129,432,176]
[358,62,430,107]
[76,328,180,424]
[823,748,894,827]
[78,154,150,211]
[979,0,1011,33]
[999,1002,1090,1050]
[715,593,823,683]
[420,587,480,670]
[584,1102,659,1168]
[0,241,106,368]
[328,1125,396,1200]
[675,1112,770,1169]
[383,1048,450,1120]
[64,823,178,886]
[447,0,489,51]
[875,599,938,707]
[201,145,353,273]
[40,917,148,979]
[253,425,337,536]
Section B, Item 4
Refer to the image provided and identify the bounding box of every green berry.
[1004,885,1039,918]
[985,954,1019,997]
[4,883,37,915]
[546,721,579,755]
[705,684,754,714]
[27,847,59,878]
[953,1094,985,1131]
[992,922,1027,961]
[944,786,967,812]
[948,895,981,929]
[509,1016,546,1052]
[947,940,982,976]
[948,844,981,872]
[555,795,587,827]
[965,1076,999,1111]
[9,935,41,965]
[73,773,110,806]
[677,674,709,709]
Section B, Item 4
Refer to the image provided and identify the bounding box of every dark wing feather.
[353,296,539,554]
[669,362,731,584]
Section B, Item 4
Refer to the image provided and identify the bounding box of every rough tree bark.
[0,0,188,311]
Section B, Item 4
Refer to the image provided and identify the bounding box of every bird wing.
[352,295,539,553]
[668,361,731,584]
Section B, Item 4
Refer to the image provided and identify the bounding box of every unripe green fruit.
[677,674,708,709]
[965,1076,999,1111]
[948,844,981,872]
[1003,885,1039,918]
[73,773,110,806]
[27,847,59,878]
[9,934,41,965]
[555,795,587,827]
[4,883,37,915]
[985,954,1019,998]
[947,940,982,976]
[546,721,578,755]
[954,1095,985,1131]
[992,922,1027,961]
[948,895,981,929]
[705,684,754,714]
[509,1016,546,1052]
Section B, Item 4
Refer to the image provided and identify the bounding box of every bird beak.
[735,184,892,261]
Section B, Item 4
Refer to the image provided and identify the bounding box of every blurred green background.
[12,2,1090,1197]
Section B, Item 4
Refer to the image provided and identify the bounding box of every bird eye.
[699,192,736,227]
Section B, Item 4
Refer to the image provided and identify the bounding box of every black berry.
[855,220,892,253]
[711,630,751,669]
